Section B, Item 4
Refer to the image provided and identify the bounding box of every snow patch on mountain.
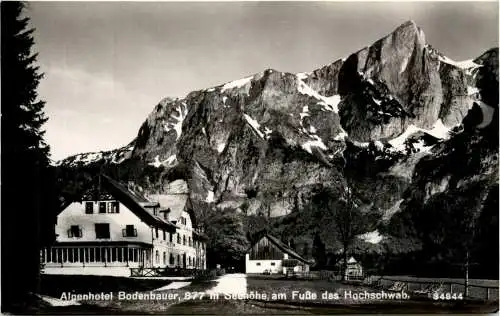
[164,103,188,140]
[300,106,310,120]
[334,129,348,141]
[243,113,265,139]
[468,86,479,96]
[389,119,450,150]
[358,230,384,244]
[383,199,404,221]
[148,154,177,168]
[165,155,177,165]
[400,56,409,74]
[296,77,341,113]
[321,95,341,112]
[296,72,310,80]
[205,191,215,203]
[374,141,384,151]
[148,155,163,168]
[217,142,226,153]
[439,56,482,70]
[263,127,272,138]
[302,135,327,154]
[413,140,433,153]
[372,96,382,106]
[82,153,103,163]
[221,76,253,93]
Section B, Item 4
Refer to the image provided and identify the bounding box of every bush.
[193,269,217,281]
[216,268,226,276]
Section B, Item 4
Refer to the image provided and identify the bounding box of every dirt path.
[206,273,247,296]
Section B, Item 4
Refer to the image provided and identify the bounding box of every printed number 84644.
[432,292,464,300]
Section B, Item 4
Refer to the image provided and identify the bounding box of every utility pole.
[464,250,469,298]
[453,250,477,299]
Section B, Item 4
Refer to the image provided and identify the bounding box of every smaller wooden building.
[344,256,363,280]
[245,234,310,274]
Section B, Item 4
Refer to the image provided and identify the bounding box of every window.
[177,254,180,266]
[109,201,119,213]
[271,262,276,266]
[123,225,137,237]
[155,228,159,239]
[188,257,191,266]
[155,250,159,263]
[188,237,192,247]
[183,235,186,245]
[256,262,261,266]
[95,223,110,239]
[163,252,166,265]
[85,202,93,214]
[68,225,82,238]
[99,202,106,213]
[163,230,166,240]
[169,233,173,243]
[177,234,181,244]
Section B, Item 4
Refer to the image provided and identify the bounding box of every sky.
[26,1,499,161]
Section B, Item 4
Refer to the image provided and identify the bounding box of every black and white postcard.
[1,1,499,314]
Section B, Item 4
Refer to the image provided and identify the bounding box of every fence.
[368,276,499,301]
[276,271,498,301]
[280,270,342,281]
[130,267,222,279]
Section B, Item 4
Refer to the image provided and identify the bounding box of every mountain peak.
[398,19,418,30]
[391,19,426,45]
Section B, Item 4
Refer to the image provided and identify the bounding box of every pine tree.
[1,2,52,311]
[312,232,326,269]
[302,242,310,258]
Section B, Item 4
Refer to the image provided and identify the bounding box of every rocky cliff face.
[55,21,498,262]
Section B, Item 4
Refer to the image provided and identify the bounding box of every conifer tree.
[1,2,52,310]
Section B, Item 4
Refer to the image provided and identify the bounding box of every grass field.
[62,277,218,313]
[32,274,498,314]
[40,274,172,298]
[373,275,498,287]
[372,275,499,301]
[246,275,379,304]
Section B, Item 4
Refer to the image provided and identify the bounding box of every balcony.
[122,228,138,237]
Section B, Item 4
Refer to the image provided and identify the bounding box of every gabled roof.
[250,234,312,264]
[95,175,177,232]
[148,193,207,240]
[149,194,189,222]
